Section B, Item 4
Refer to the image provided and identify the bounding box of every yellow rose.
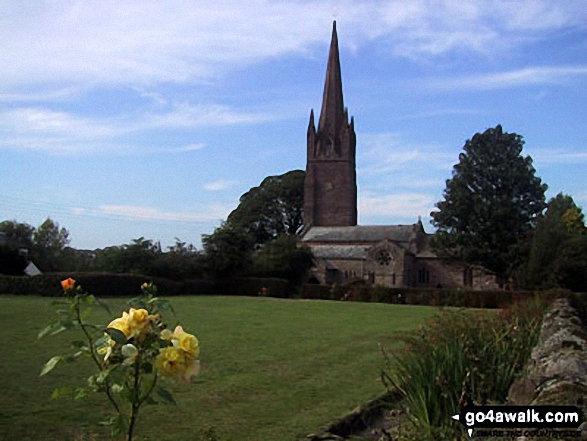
[60,278,76,291]
[172,326,199,358]
[107,312,132,338]
[128,308,151,338]
[155,347,186,380]
[156,346,200,382]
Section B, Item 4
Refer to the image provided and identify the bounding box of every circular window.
[376,250,392,266]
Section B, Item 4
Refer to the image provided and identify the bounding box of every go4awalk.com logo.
[452,404,584,438]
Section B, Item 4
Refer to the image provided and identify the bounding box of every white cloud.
[1,0,585,88]
[526,148,587,164]
[358,132,454,176]
[73,204,231,222]
[432,65,587,91]
[359,192,435,218]
[165,143,206,153]
[0,101,281,154]
[140,102,280,129]
[204,180,237,191]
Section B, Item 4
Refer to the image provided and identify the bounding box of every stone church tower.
[304,21,357,228]
[300,22,499,290]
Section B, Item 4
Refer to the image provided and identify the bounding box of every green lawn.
[0,295,439,440]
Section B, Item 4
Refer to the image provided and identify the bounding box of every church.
[299,22,498,290]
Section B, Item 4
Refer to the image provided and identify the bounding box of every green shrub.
[381,297,547,440]
[0,273,217,297]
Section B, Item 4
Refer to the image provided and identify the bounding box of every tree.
[250,235,314,284]
[94,238,160,275]
[0,220,36,251]
[431,125,547,282]
[525,194,586,289]
[202,223,254,279]
[227,170,304,246]
[152,238,205,280]
[552,235,587,292]
[33,218,70,271]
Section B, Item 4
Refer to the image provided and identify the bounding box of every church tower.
[304,21,357,227]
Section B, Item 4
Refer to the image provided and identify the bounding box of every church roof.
[311,244,370,260]
[300,225,417,244]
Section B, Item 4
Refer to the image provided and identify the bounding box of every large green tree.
[250,235,314,284]
[431,125,547,282]
[525,194,586,289]
[227,170,304,246]
[202,223,254,279]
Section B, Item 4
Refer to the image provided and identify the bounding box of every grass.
[0,295,439,441]
[382,298,546,440]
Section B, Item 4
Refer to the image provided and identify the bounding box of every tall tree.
[525,194,586,289]
[227,170,304,246]
[202,223,254,279]
[33,218,70,271]
[431,125,547,282]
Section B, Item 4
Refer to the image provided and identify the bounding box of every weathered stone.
[508,297,587,423]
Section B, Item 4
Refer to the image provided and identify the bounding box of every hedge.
[301,282,561,309]
[0,273,217,297]
[219,277,292,298]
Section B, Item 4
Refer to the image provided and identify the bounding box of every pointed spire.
[318,21,345,135]
[308,108,315,130]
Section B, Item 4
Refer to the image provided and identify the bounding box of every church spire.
[318,21,345,136]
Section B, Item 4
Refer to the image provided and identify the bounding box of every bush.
[0,273,217,297]
[299,282,544,308]
[220,277,292,298]
[381,297,547,440]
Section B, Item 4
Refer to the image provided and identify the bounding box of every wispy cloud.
[358,132,454,176]
[0,87,80,102]
[1,1,585,88]
[432,65,587,91]
[526,148,587,164]
[359,192,436,218]
[165,143,206,153]
[0,101,281,154]
[73,204,231,222]
[139,102,280,129]
[204,180,237,191]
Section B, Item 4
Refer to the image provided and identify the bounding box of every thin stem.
[127,357,142,441]
[75,295,121,414]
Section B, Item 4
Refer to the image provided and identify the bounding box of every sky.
[1,0,587,251]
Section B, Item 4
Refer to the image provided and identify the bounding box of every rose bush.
[39,279,199,440]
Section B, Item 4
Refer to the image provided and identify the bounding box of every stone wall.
[508,296,587,435]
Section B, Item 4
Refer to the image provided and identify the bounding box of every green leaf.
[105,328,128,344]
[40,355,63,376]
[38,323,57,339]
[155,386,176,405]
[51,387,72,399]
[74,388,88,400]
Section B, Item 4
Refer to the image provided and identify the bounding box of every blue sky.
[1,1,586,250]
